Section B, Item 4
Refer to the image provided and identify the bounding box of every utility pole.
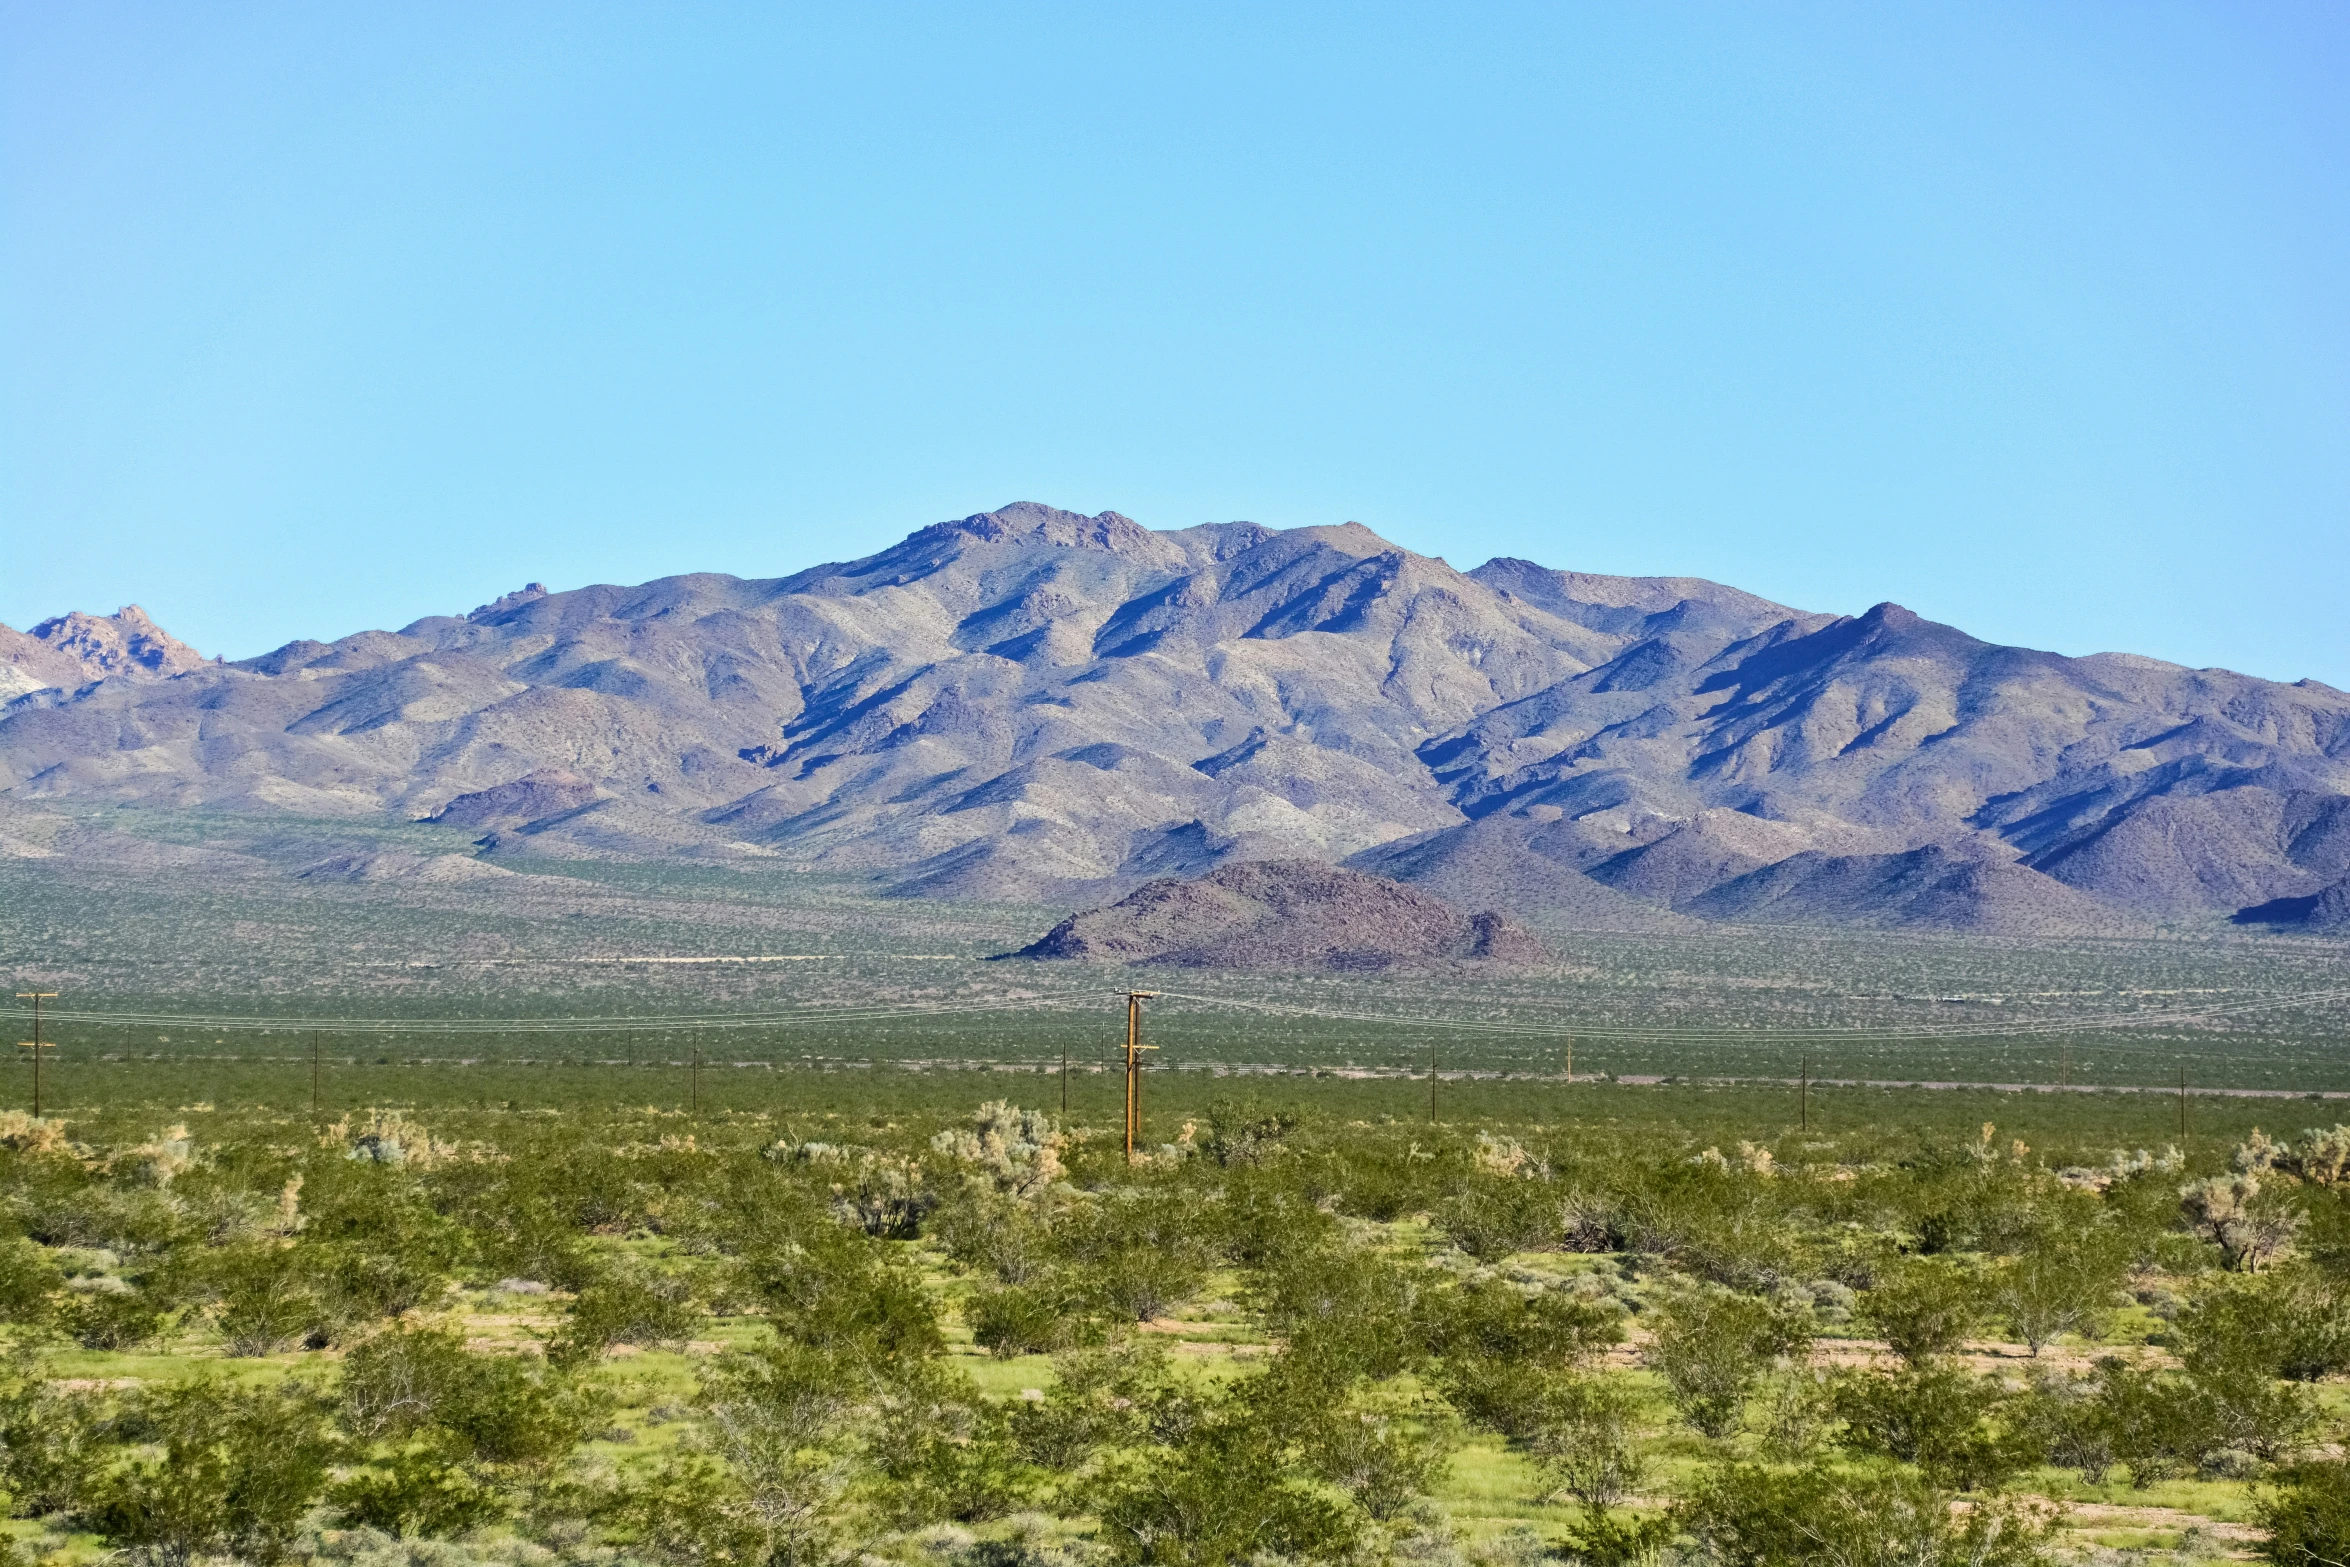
[691,1043,703,1115]
[1428,1039,1438,1122]
[1799,1056,1809,1132]
[311,1030,322,1114]
[1565,1039,1573,1086]
[1121,992,1158,1163]
[1060,1040,1069,1117]
[2059,1044,2070,1089]
[2178,1068,2188,1137]
[15,992,58,1119]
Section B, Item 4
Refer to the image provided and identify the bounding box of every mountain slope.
[4,502,2344,934]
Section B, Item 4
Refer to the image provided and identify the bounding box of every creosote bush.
[0,1097,2337,1564]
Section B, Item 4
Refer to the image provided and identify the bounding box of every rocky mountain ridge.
[4,502,2345,935]
[0,606,207,700]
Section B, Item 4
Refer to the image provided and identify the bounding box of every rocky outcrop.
[1008,859,1547,971]
[425,769,599,828]
[1,605,204,698]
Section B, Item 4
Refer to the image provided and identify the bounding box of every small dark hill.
[425,769,598,828]
[1007,858,1547,971]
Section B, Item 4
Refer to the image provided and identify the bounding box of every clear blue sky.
[5,4,2346,685]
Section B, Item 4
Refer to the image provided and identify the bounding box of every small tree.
[2182,1175,2305,1273]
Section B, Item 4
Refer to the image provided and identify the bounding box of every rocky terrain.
[4,502,2347,936]
[0,606,207,699]
[1007,859,1546,970]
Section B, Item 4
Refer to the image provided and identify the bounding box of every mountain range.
[5,502,2346,936]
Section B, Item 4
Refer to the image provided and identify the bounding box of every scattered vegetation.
[0,1084,2338,1565]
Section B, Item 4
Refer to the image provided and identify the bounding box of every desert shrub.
[2182,1174,2305,1273]
[0,1365,105,1517]
[2260,1460,2350,1567]
[1861,1257,1985,1364]
[933,1192,1056,1284]
[1008,1339,1179,1476]
[737,1223,942,1358]
[1644,1283,1810,1439]
[1833,1363,2038,1492]
[342,1323,591,1466]
[0,1236,58,1329]
[1679,1462,2056,1567]
[870,1359,1031,1527]
[202,1239,334,1355]
[1429,1279,1624,1436]
[1991,1234,2125,1355]
[80,1378,337,1565]
[1088,1368,1359,1567]
[1296,1383,1456,1523]
[546,1264,702,1368]
[1054,1191,1217,1323]
[619,1339,862,1567]
[329,1440,507,1540]
[1754,1365,1838,1464]
[1617,1161,1803,1290]
[967,1282,1086,1359]
[300,1161,471,1321]
[1526,1374,1648,1508]
[2175,1271,2350,1384]
[1209,1167,1340,1269]
[64,1284,168,1350]
[2017,1369,2116,1484]
[1250,1241,1430,1378]
[1437,1175,1560,1262]
[1202,1099,1305,1168]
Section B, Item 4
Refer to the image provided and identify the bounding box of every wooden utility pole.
[1121,992,1158,1162]
[691,1043,703,1115]
[1799,1056,1809,1132]
[1428,1039,1438,1122]
[15,992,58,1119]
[1565,1039,1573,1086]
[2059,1044,2070,1089]
[311,1030,322,1113]
[2178,1068,2188,1136]
[1060,1040,1069,1117]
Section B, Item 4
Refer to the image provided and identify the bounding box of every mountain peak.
[933,502,1154,553]
[18,605,205,681]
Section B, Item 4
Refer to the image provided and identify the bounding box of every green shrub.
[1679,1462,2055,1567]
[2259,1460,2350,1567]
[1833,1363,2038,1492]
[1862,1257,1986,1364]
[1991,1237,2125,1355]
[1437,1175,1560,1262]
[1644,1284,1810,1439]
[1527,1374,1648,1508]
[79,1378,337,1565]
[966,1282,1083,1359]
[547,1265,703,1368]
